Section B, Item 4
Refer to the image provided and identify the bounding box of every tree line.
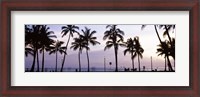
[25,25,175,72]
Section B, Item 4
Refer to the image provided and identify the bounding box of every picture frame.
[0,0,199,96]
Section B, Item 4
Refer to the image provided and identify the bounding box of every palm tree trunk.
[164,25,172,44]
[36,50,40,72]
[114,46,118,72]
[164,25,174,71]
[42,48,45,72]
[154,25,162,43]
[155,25,169,72]
[30,50,36,72]
[86,50,90,72]
[166,55,173,71]
[131,53,134,71]
[166,57,168,71]
[55,50,58,72]
[151,56,153,71]
[174,59,175,71]
[164,56,166,71]
[138,55,140,72]
[60,34,71,72]
[78,50,81,72]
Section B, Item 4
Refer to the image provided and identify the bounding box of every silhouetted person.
[124,68,130,72]
[143,66,145,71]
[109,62,112,71]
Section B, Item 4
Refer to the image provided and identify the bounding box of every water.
[26,68,119,72]
[25,67,172,72]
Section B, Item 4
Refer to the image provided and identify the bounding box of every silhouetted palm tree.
[157,40,173,71]
[133,36,144,72]
[159,25,175,58]
[70,37,89,72]
[39,25,56,72]
[103,25,125,72]
[142,25,174,71]
[159,25,175,45]
[49,40,66,72]
[159,25,175,70]
[25,25,42,72]
[25,25,56,72]
[25,26,34,57]
[25,44,34,72]
[124,38,136,71]
[164,56,167,71]
[170,38,175,59]
[61,25,79,72]
[80,27,100,72]
[170,38,175,69]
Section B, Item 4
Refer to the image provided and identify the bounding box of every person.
[143,66,145,71]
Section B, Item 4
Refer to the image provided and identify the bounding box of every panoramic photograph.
[25,24,175,72]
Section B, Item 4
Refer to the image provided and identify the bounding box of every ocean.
[25,67,171,72]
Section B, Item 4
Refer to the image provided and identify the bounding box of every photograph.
[25,24,175,72]
[1,0,199,96]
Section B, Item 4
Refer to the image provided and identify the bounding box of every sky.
[25,24,175,71]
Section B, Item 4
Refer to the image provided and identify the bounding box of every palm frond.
[103,31,111,40]
[141,25,146,30]
[49,49,56,55]
[106,25,112,29]
[106,40,114,45]
[133,52,137,58]
[119,43,126,47]
[72,25,79,29]
[25,47,34,57]
[104,44,113,51]
[90,31,97,37]
[116,29,124,35]
[124,49,130,55]
[61,26,69,30]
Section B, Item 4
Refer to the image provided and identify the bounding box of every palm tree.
[49,40,66,72]
[25,25,42,72]
[164,56,167,71]
[25,43,34,71]
[170,38,175,59]
[80,27,100,72]
[70,37,89,72]
[159,25,175,70]
[170,38,175,69]
[159,25,175,45]
[39,25,56,72]
[103,25,125,72]
[133,36,144,72]
[60,25,79,72]
[142,25,174,71]
[157,40,173,71]
[159,25,175,68]
[124,38,136,71]
[25,26,34,57]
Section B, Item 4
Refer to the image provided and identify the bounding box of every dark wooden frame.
[0,0,199,97]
